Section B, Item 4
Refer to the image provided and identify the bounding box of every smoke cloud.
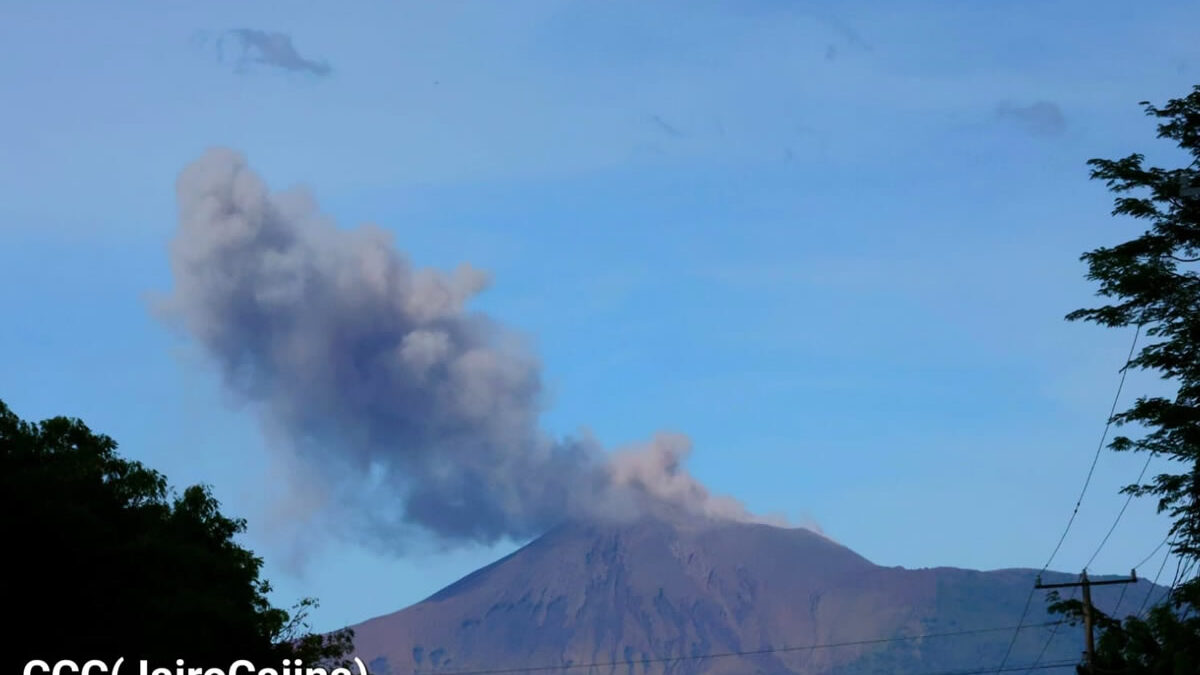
[156,148,779,550]
[995,100,1067,137]
[217,29,332,77]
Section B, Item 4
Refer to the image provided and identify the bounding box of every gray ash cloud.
[154,148,777,552]
[995,100,1066,137]
[215,29,332,77]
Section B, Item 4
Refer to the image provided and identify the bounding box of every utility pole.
[1035,569,1138,675]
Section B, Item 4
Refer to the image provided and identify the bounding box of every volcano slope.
[348,514,1161,675]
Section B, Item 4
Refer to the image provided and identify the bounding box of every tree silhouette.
[0,398,353,672]
[1055,84,1200,673]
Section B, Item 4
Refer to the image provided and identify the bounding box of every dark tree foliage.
[0,398,353,672]
[1054,84,1200,673]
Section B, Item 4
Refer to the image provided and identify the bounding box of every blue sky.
[2,0,1198,631]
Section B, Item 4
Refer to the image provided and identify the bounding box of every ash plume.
[217,29,332,77]
[155,148,781,550]
[995,100,1067,137]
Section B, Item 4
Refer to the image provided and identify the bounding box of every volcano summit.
[348,513,1157,675]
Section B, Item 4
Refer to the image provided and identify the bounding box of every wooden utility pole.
[1035,569,1138,675]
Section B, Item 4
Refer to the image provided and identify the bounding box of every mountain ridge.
[347,514,1164,675]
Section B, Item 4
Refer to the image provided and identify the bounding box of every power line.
[1179,560,1199,620]
[422,621,1067,675]
[1164,555,1187,605]
[420,660,1081,675]
[1165,554,1197,606]
[995,586,1042,674]
[1110,535,1170,618]
[1133,536,1171,571]
[924,661,1079,675]
[994,326,1141,673]
[1035,571,1138,673]
[1050,324,1142,570]
[1136,539,1174,616]
[1024,437,1150,672]
[1021,587,1078,675]
[1085,452,1154,570]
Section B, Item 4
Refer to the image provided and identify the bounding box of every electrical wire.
[421,621,1067,675]
[1165,555,1197,607]
[1085,452,1155,570]
[425,661,1082,675]
[1110,536,1170,618]
[1137,540,1174,616]
[1133,536,1171,571]
[1020,587,1078,675]
[923,661,1079,675]
[994,325,1141,673]
[1023,552,1168,675]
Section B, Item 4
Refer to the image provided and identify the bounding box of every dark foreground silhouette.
[0,399,351,673]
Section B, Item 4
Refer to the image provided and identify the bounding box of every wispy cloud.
[648,114,686,138]
[217,29,332,77]
[995,100,1067,137]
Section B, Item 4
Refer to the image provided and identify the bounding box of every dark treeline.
[1049,84,1200,673]
[0,399,352,673]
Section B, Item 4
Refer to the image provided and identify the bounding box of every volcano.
[347,514,1161,674]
